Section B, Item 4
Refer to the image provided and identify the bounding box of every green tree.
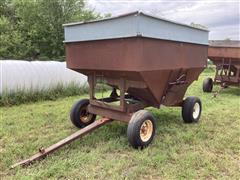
[0,0,25,59]
[0,0,101,60]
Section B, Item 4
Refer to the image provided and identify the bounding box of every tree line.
[0,0,102,61]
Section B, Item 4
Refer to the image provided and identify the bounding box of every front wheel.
[70,99,96,128]
[127,110,156,149]
[182,97,202,123]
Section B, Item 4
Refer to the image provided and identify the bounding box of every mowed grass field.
[1,70,239,179]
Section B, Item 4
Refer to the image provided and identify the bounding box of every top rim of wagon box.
[62,11,209,32]
[209,40,240,48]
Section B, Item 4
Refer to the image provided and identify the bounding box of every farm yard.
[1,0,239,179]
[1,69,239,179]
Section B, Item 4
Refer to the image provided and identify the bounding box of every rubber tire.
[203,77,213,92]
[127,110,156,149]
[182,97,202,123]
[70,99,96,128]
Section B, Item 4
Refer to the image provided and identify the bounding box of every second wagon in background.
[203,40,240,92]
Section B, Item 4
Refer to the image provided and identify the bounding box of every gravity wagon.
[64,11,208,148]
[203,40,240,92]
[12,12,209,168]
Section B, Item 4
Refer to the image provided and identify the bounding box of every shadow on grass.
[77,108,183,147]
[219,86,240,96]
[152,110,182,126]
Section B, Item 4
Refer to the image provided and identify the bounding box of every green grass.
[1,71,239,179]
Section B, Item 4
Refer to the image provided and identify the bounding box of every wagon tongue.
[11,118,112,168]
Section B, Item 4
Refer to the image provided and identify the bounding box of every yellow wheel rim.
[80,109,93,123]
[140,119,153,142]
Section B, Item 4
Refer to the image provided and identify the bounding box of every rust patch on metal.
[66,37,207,108]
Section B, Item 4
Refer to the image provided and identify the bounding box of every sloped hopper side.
[66,37,208,107]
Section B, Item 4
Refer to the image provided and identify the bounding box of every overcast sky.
[87,0,239,40]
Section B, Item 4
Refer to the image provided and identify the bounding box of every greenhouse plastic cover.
[0,60,87,94]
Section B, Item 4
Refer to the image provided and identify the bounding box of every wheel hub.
[193,103,200,119]
[80,109,93,123]
[140,120,153,142]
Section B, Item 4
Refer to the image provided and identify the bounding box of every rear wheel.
[127,110,156,149]
[70,99,96,128]
[182,97,202,123]
[203,77,213,92]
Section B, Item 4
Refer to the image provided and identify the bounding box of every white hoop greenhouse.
[0,60,87,94]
